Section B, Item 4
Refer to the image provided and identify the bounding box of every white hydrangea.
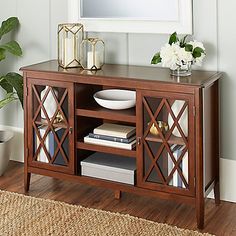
[152,33,206,70]
[160,43,193,70]
[188,40,205,66]
[177,47,193,64]
[188,40,205,51]
[160,43,179,70]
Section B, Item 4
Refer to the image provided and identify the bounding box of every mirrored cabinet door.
[136,90,195,196]
[27,79,75,174]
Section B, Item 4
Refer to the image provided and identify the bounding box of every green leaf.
[0,48,6,61]
[3,72,23,107]
[0,41,22,56]
[0,92,17,109]
[169,32,178,45]
[193,47,205,58]
[0,76,13,93]
[180,35,188,47]
[151,52,162,64]
[185,44,193,52]
[0,17,19,40]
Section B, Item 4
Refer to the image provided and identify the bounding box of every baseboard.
[207,158,236,203]
[1,125,236,203]
[0,125,24,163]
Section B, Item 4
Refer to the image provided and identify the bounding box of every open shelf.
[145,133,186,145]
[76,102,136,123]
[76,141,136,158]
[80,152,136,185]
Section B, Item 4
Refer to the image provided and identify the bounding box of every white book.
[172,149,178,188]
[168,145,182,187]
[93,123,136,139]
[181,146,188,189]
[84,135,136,150]
[168,144,177,186]
[175,147,183,188]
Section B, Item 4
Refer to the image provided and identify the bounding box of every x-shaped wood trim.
[143,141,166,183]
[33,122,51,162]
[165,146,188,188]
[142,96,189,187]
[32,85,70,165]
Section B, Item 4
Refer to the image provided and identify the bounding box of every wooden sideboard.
[21,60,221,229]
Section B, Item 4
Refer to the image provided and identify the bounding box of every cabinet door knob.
[137,137,141,145]
[69,127,73,134]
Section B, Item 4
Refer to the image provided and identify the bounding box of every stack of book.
[168,144,188,188]
[84,123,136,150]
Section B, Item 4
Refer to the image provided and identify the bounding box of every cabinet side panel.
[203,81,219,190]
[136,90,144,187]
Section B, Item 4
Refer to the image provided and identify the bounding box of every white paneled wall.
[87,32,128,65]
[0,0,68,128]
[192,0,218,71]
[50,0,68,59]
[218,0,236,161]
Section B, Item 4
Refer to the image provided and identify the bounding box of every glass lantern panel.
[80,39,104,70]
[58,24,83,68]
[80,40,93,69]
[95,41,105,67]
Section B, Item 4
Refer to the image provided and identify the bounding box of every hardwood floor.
[1,161,236,236]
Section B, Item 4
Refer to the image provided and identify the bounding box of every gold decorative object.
[58,23,84,68]
[80,38,105,70]
[53,111,64,124]
[149,121,169,136]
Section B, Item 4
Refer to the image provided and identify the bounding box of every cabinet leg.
[114,190,121,200]
[24,172,31,192]
[214,181,220,205]
[196,198,205,229]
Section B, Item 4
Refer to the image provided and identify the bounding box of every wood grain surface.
[1,161,235,236]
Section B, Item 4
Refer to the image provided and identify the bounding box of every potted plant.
[0,17,23,176]
[151,32,206,77]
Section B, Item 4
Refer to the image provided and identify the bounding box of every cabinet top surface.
[21,60,221,87]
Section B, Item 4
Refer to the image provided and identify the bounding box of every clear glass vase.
[171,62,192,77]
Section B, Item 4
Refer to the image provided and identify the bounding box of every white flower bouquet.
[151,32,206,76]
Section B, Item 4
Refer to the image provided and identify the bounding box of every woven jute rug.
[0,190,213,236]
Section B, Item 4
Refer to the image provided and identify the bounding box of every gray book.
[88,133,136,143]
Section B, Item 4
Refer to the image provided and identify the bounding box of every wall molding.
[208,158,236,203]
[1,125,235,203]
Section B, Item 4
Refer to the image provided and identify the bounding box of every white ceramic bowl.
[93,89,136,110]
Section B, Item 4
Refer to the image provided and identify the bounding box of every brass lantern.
[80,38,105,70]
[58,23,84,68]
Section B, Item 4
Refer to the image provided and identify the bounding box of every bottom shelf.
[27,166,196,205]
[81,152,136,185]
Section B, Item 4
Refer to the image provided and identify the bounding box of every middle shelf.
[76,141,136,158]
[76,102,136,123]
